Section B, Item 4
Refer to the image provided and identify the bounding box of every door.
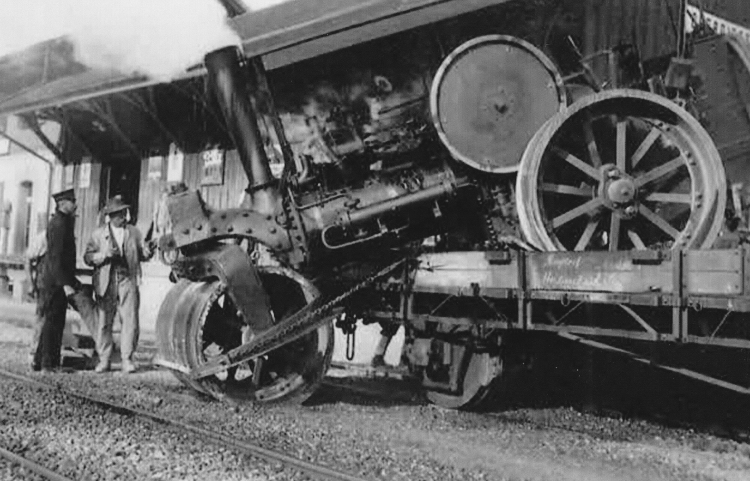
[101,156,141,224]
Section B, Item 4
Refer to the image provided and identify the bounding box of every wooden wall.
[63,142,250,268]
[135,148,249,237]
[583,0,682,83]
[186,149,249,210]
[69,158,102,266]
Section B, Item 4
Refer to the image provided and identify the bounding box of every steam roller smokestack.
[204,46,279,215]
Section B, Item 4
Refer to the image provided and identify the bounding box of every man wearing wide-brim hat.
[33,188,79,372]
[84,195,155,374]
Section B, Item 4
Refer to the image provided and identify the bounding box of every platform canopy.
[0,0,508,117]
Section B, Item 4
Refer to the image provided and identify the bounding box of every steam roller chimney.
[204,46,280,216]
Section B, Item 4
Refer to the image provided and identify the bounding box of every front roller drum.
[156,266,333,404]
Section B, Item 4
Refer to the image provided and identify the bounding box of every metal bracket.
[173,243,274,331]
[631,249,669,265]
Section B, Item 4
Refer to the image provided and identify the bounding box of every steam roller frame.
[156,266,334,404]
[516,89,727,252]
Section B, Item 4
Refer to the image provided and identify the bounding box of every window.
[13,181,33,254]
[0,116,10,156]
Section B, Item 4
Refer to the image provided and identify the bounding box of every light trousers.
[96,274,140,364]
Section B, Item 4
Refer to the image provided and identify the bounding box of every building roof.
[0,0,507,116]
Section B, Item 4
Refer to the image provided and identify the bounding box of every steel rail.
[0,445,74,481]
[0,368,369,481]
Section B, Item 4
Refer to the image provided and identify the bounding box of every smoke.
[0,0,242,82]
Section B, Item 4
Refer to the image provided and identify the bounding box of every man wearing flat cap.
[84,195,154,373]
[33,188,79,372]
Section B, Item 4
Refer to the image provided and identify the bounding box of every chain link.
[191,258,406,379]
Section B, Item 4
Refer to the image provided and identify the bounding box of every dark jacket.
[38,211,77,313]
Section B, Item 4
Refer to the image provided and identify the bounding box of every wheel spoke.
[631,127,662,168]
[627,230,647,250]
[551,146,602,181]
[552,198,605,229]
[251,357,265,387]
[575,218,600,251]
[609,213,621,251]
[638,204,681,239]
[634,155,685,188]
[540,183,593,197]
[644,192,692,204]
[582,114,602,167]
[616,121,627,172]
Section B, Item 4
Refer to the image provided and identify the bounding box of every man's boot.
[94,360,110,373]
[121,360,137,374]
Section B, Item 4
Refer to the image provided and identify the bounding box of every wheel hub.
[602,169,638,207]
[608,178,635,203]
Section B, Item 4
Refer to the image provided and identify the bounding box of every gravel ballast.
[1,312,749,480]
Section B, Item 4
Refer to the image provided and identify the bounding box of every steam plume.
[0,0,242,82]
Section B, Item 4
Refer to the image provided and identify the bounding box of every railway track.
[0,368,369,481]
[0,444,74,481]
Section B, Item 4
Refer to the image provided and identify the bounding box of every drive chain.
[191,258,407,379]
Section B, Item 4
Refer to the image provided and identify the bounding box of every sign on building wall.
[147,156,163,181]
[63,164,75,189]
[78,162,91,188]
[201,148,225,186]
[167,143,184,182]
[37,212,47,232]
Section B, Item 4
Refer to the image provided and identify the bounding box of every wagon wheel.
[157,267,333,404]
[423,345,504,411]
[516,89,726,251]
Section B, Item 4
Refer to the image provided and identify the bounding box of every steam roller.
[152,35,572,408]
[516,89,727,252]
[154,26,731,410]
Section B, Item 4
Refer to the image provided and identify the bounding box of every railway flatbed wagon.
[358,247,750,408]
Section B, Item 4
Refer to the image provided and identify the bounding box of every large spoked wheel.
[517,89,726,251]
[157,267,333,404]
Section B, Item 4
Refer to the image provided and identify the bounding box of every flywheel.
[156,266,334,403]
[516,89,726,251]
[431,35,567,174]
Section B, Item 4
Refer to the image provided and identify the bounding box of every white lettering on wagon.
[539,272,624,292]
